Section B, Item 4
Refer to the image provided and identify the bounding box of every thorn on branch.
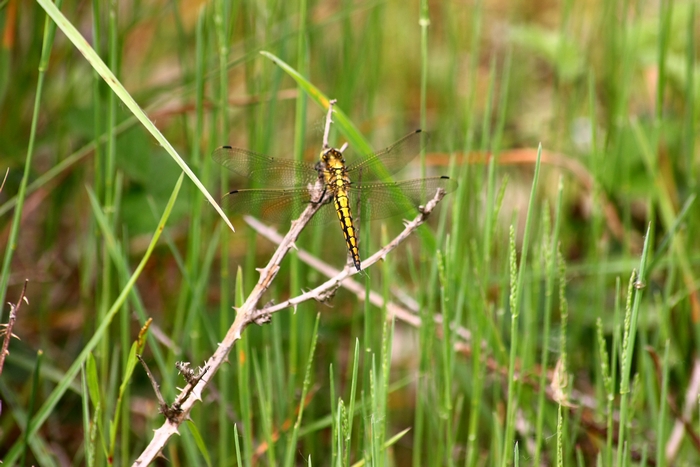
[252,309,272,326]
[161,404,184,423]
[176,361,209,387]
[138,356,210,423]
[314,282,341,304]
[167,361,208,420]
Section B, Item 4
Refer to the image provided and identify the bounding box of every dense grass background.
[0,0,699,465]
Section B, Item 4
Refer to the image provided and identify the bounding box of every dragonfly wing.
[348,176,457,221]
[212,146,319,186]
[220,187,339,226]
[345,130,427,182]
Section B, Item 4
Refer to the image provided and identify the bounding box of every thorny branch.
[134,185,326,465]
[135,100,454,465]
[252,188,450,319]
[135,187,449,464]
[244,215,467,337]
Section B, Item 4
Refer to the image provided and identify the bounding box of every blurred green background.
[0,0,699,465]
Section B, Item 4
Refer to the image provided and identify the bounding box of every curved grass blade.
[259,51,373,156]
[35,0,234,234]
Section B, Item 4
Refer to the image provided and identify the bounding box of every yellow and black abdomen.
[333,185,361,271]
[323,150,362,271]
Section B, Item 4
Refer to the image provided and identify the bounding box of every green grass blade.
[502,145,542,464]
[284,313,321,466]
[259,51,373,156]
[350,427,412,467]
[34,0,234,234]
[616,224,653,467]
[81,365,95,467]
[19,350,43,467]
[186,420,213,467]
[656,341,670,467]
[108,334,148,458]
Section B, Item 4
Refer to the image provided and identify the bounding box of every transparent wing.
[213,136,456,228]
[219,187,339,226]
[220,176,456,226]
[212,146,319,187]
[345,130,427,182]
[348,176,457,221]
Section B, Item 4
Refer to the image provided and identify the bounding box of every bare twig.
[0,279,29,378]
[137,355,170,419]
[322,99,337,149]
[252,189,448,318]
[135,189,449,464]
[134,194,326,464]
[243,213,470,342]
[175,361,208,386]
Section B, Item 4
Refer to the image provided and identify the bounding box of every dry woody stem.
[134,188,449,464]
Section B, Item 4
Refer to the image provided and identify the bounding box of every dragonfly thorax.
[318,148,350,191]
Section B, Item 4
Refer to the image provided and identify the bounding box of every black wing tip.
[227,189,240,195]
[439,176,458,193]
[414,129,422,134]
[212,145,233,158]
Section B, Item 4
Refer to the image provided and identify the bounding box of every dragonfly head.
[320,148,346,169]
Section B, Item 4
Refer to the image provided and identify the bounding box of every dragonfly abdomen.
[334,187,361,271]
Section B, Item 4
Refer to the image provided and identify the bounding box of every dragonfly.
[212,129,456,271]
